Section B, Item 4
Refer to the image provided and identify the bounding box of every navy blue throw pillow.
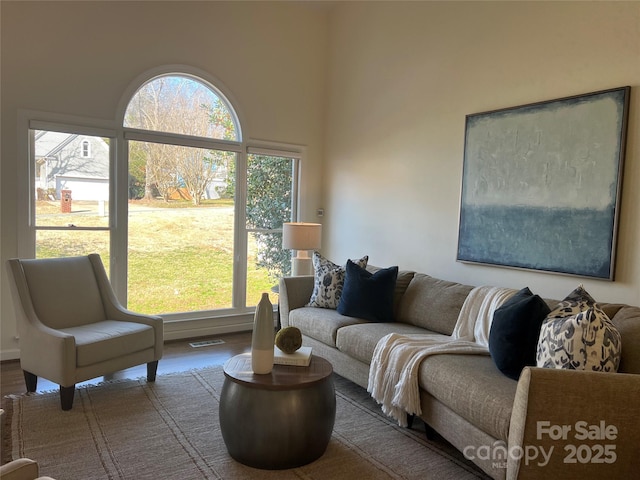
[489,287,551,380]
[337,260,398,322]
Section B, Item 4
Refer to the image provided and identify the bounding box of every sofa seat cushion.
[61,320,155,367]
[418,354,517,441]
[289,307,367,347]
[337,323,446,365]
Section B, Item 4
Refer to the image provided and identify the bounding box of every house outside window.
[31,129,111,262]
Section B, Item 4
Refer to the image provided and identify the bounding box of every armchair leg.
[147,361,159,382]
[60,385,75,411]
[23,371,37,392]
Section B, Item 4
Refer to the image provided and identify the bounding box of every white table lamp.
[282,222,322,276]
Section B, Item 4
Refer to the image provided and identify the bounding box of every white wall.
[323,1,640,305]
[0,1,330,359]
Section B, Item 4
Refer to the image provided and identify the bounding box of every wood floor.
[0,331,252,399]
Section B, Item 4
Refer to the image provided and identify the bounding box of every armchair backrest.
[11,256,107,329]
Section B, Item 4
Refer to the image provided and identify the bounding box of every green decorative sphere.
[275,326,303,354]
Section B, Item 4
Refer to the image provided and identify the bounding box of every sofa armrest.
[278,276,314,328]
[507,367,640,480]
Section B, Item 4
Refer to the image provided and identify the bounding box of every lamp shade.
[282,222,322,250]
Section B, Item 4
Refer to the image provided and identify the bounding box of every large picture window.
[27,70,300,324]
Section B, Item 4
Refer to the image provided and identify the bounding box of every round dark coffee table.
[219,353,335,470]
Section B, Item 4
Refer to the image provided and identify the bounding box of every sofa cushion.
[307,252,368,309]
[336,323,445,365]
[418,354,517,441]
[337,261,399,322]
[61,320,155,367]
[289,307,366,347]
[397,274,473,335]
[536,285,622,372]
[610,305,640,373]
[489,287,551,380]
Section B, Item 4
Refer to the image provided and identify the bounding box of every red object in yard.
[61,189,72,213]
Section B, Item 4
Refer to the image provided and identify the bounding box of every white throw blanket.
[367,286,516,426]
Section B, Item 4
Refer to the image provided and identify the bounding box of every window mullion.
[247,146,303,159]
[35,226,109,231]
[111,133,128,304]
[124,128,242,153]
[29,119,116,138]
[234,150,248,309]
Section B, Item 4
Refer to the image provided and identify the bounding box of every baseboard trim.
[163,320,253,341]
[1,348,21,362]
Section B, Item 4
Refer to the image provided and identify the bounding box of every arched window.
[120,71,297,319]
[124,75,240,141]
[81,139,91,157]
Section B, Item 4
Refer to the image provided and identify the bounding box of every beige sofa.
[279,271,640,480]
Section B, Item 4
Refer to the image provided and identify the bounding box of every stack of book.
[273,346,312,367]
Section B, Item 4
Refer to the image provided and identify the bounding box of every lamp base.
[292,252,313,276]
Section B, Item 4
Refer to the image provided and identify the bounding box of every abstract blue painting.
[457,87,630,280]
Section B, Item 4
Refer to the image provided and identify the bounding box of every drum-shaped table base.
[219,354,335,470]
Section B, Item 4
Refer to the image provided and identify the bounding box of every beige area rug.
[4,367,490,479]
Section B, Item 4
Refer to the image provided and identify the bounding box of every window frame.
[17,68,305,328]
[244,145,303,303]
[19,117,117,260]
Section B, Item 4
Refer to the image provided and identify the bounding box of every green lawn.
[36,199,277,314]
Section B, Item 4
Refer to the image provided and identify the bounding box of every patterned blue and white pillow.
[307,252,368,309]
[536,285,621,372]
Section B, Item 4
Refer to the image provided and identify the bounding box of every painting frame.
[457,86,630,280]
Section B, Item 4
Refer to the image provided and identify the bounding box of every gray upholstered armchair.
[8,254,163,410]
